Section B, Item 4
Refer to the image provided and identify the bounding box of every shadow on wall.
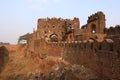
[0,46,9,72]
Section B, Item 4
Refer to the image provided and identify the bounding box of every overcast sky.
[0,0,120,44]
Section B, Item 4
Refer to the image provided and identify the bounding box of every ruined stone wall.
[27,33,36,53]
[61,39,120,79]
[41,39,120,79]
[74,11,106,41]
[104,25,120,35]
[26,11,120,79]
[27,17,80,56]
[85,11,105,34]
[34,39,62,57]
[37,17,80,41]
[27,11,107,54]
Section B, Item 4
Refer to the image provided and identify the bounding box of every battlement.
[37,17,80,29]
[60,39,120,79]
[43,38,120,79]
[87,11,105,23]
[46,38,120,52]
[38,17,79,22]
[104,25,120,35]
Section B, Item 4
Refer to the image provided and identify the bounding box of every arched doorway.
[91,24,96,34]
[50,33,58,42]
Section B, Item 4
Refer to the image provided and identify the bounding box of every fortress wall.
[37,17,80,41]
[26,33,35,55]
[104,25,120,35]
[26,12,120,79]
[59,40,120,79]
[34,40,62,57]
[33,37,120,78]
[46,42,62,56]
[37,39,120,79]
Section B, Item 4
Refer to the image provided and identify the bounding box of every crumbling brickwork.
[61,39,120,79]
[104,25,120,35]
[34,39,120,79]
[36,17,79,41]
[74,11,106,41]
[27,11,106,53]
[26,11,120,79]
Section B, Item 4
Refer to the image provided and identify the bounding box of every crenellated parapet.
[104,25,120,35]
[46,38,119,53]
[45,38,120,79]
[87,11,105,23]
[87,13,98,23]
[86,11,106,34]
[48,39,119,79]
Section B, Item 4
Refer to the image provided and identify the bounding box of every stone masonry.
[26,11,120,79]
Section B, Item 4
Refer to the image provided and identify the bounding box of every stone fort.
[26,11,120,79]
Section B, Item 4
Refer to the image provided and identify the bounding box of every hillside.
[0,45,99,80]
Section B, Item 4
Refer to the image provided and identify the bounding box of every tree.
[18,33,28,44]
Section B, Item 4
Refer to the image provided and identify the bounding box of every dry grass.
[0,45,59,79]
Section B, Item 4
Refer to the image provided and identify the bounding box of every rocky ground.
[0,45,100,80]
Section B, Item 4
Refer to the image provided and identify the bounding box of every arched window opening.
[50,33,58,42]
[91,24,96,34]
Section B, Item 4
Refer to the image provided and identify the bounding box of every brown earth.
[0,45,59,80]
[0,45,98,80]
